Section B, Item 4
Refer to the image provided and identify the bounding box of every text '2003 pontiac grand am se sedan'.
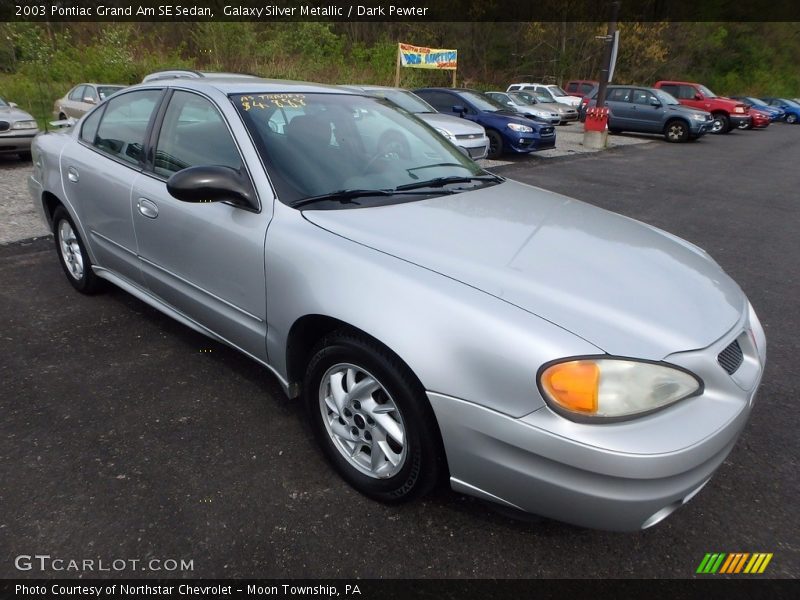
[28,74,766,531]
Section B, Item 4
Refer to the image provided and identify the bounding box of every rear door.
[629,88,664,132]
[603,88,634,127]
[131,89,271,361]
[62,88,164,286]
[64,86,86,118]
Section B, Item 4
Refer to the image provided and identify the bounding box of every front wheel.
[786,114,798,124]
[486,130,504,159]
[710,113,730,134]
[664,120,689,142]
[52,207,103,294]
[304,330,443,503]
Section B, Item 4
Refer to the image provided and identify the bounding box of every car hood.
[0,105,34,121]
[304,180,745,360]
[415,112,485,136]
[667,105,710,118]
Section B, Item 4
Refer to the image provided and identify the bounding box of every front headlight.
[734,106,745,114]
[12,120,38,130]
[539,358,702,420]
[434,127,457,143]
[692,113,706,121]
[507,123,533,133]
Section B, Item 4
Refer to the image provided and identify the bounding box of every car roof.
[135,76,358,95]
[655,81,697,86]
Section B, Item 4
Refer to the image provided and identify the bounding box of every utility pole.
[595,0,621,107]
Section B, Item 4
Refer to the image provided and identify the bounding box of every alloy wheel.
[58,220,84,280]
[318,363,407,479]
[667,122,687,142]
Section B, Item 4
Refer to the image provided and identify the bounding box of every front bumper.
[456,134,490,160]
[559,110,579,124]
[729,114,751,129]
[0,131,37,153]
[430,312,765,531]
[690,120,714,137]
[507,133,556,153]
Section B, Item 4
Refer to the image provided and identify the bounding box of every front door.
[131,90,271,361]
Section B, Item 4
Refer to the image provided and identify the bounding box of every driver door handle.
[137,198,159,219]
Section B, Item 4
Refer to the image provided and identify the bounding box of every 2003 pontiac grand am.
[28,72,765,531]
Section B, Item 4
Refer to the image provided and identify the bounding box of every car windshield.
[511,91,537,105]
[697,85,717,98]
[745,97,762,105]
[97,86,124,100]
[780,98,800,108]
[548,86,568,97]
[458,90,506,112]
[233,92,492,207]
[654,89,680,105]
[531,88,556,102]
[368,89,436,114]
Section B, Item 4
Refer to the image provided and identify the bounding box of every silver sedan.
[29,75,765,531]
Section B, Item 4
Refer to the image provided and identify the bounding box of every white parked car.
[507,83,583,107]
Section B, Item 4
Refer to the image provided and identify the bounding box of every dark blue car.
[414,87,555,158]
[761,98,800,124]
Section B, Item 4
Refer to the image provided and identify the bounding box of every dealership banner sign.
[395,42,458,86]
[398,43,458,70]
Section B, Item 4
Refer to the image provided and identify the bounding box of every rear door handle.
[67,167,79,183]
[137,198,159,219]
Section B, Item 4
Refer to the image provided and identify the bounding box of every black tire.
[52,206,104,294]
[664,119,690,143]
[787,114,798,124]
[711,113,730,134]
[486,130,503,159]
[303,329,444,503]
[18,151,32,161]
[58,112,67,121]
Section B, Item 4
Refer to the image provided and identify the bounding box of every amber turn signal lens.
[541,360,599,414]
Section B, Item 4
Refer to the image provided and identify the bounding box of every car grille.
[455,133,482,140]
[718,339,744,375]
[0,121,10,132]
[540,127,555,136]
[467,146,485,158]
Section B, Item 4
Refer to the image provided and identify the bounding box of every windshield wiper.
[290,187,455,209]
[395,174,504,192]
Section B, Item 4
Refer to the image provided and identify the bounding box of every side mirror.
[9,102,17,108]
[650,98,662,107]
[694,93,703,101]
[452,104,466,115]
[83,97,96,105]
[167,166,258,210]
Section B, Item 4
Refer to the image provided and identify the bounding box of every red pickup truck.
[654,81,751,134]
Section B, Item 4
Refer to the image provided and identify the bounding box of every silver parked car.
[345,85,489,160]
[485,91,561,126]
[510,90,579,124]
[0,96,39,160]
[29,75,765,531]
[53,83,126,119]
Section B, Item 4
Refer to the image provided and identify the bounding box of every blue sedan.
[414,87,556,158]
[761,98,800,124]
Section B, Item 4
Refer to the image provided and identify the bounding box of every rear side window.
[84,86,98,102]
[566,83,577,93]
[69,86,86,101]
[153,91,242,177]
[580,83,594,94]
[80,107,104,143]
[607,88,632,102]
[93,89,162,166]
[659,84,679,97]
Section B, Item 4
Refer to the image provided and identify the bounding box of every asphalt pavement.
[1,125,798,579]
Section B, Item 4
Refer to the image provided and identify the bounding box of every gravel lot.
[3,124,796,580]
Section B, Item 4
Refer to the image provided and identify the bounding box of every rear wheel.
[304,330,443,503]
[710,113,730,134]
[486,130,503,159]
[52,207,103,294]
[787,114,798,124]
[664,120,689,142]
